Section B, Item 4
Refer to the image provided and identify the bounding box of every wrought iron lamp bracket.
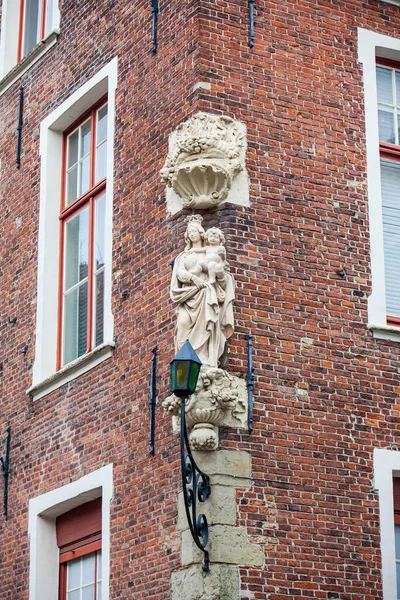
[180,398,211,572]
[0,427,11,518]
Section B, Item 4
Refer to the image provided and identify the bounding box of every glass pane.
[63,282,88,365]
[82,554,95,585]
[95,194,106,270]
[397,561,400,599]
[78,283,89,357]
[67,592,80,600]
[97,551,102,580]
[66,165,78,205]
[97,106,108,144]
[395,525,400,557]
[80,156,91,196]
[23,0,40,55]
[381,161,400,317]
[98,583,102,600]
[82,585,95,600]
[377,66,393,105]
[65,209,89,290]
[67,557,81,590]
[95,142,107,182]
[68,130,79,168]
[378,107,395,144]
[397,71,400,106]
[94,270,104,347]
[81,120,91,158]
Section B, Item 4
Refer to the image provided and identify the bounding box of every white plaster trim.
[369,324,400,342]
[27,341,115,401]
[0,31,59,96]
[0,0,60,81]
[373,449,400,599]
[29,464,113,600]
[32,57,118,389]
[378,0,400,6]
[358,28,400,332]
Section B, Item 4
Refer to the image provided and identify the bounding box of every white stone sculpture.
[161,113,246,210]
[163,366,247,451]
[170,215,234,368]
[165,216,247,451]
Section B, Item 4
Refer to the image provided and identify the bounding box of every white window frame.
[0,0,60,86]
[27,57,118,401]
[28,464,113,600]
[358,28,400,342]
[374,449,400,599]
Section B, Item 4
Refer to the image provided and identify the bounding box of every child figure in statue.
[199,227,228,284]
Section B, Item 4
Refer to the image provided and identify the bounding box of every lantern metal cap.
[170,340,202,366]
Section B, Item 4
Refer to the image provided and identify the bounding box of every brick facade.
[0,0,399,598]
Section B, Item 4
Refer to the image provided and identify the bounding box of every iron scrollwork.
[180,399,211,572]
[247,334,255,434]
[0,427,11,518]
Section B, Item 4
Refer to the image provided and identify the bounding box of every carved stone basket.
[163,367,248,452]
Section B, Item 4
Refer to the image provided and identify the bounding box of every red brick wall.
[0,0,399,598]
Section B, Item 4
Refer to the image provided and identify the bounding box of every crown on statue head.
[184,214,203,225]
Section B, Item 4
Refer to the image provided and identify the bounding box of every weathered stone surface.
[177,485,237,531]
[181,525,264,568]
[171,565,240,600]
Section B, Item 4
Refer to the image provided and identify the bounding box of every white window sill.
[27,341,115,401]
[368,323,400,342]
[0,30,59,96]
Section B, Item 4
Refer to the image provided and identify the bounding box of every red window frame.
[17,0,49,63]
[57,96,107,370]
[57,499,102,600]
[376,58,400,327]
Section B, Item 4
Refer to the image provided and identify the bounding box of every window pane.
[82,554,95,585]
[97,551,102,580]
[67,165,78,205]
[67,592,80,600]
[80,156,91,196]
[65,209,89,290]
[395,524,400,557]
[96,142,107,182]
[82,585,95,600]
[378,107,395,144]
[95,194,106,270]
[381,161,400,317]
[97,106,108,144]
[68,130,79,168]
[94,270,104,347]
[98,583,102,600]
[81,120,91,158]
[397,71,400,105]
[377,67,393,105]
[67,557,81,590]
[63,282,88,364]
[397,561,400,599]
[23,0,40,55]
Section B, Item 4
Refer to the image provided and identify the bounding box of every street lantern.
[170,340,210,572]
[170,340,202,398]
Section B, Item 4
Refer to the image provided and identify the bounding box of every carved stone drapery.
[161,113,246,210]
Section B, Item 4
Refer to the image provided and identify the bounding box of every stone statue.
[170,215,235,368]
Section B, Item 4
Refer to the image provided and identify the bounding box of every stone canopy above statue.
[161,112,249,213]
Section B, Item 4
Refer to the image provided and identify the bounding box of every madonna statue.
[170,215,235,367]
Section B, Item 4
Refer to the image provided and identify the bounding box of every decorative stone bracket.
[161,113,249,213]
[163,367,248,452]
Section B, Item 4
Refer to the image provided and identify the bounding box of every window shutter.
[381,160,400,318]
[393,478,400,525]
[56,497,102,552]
